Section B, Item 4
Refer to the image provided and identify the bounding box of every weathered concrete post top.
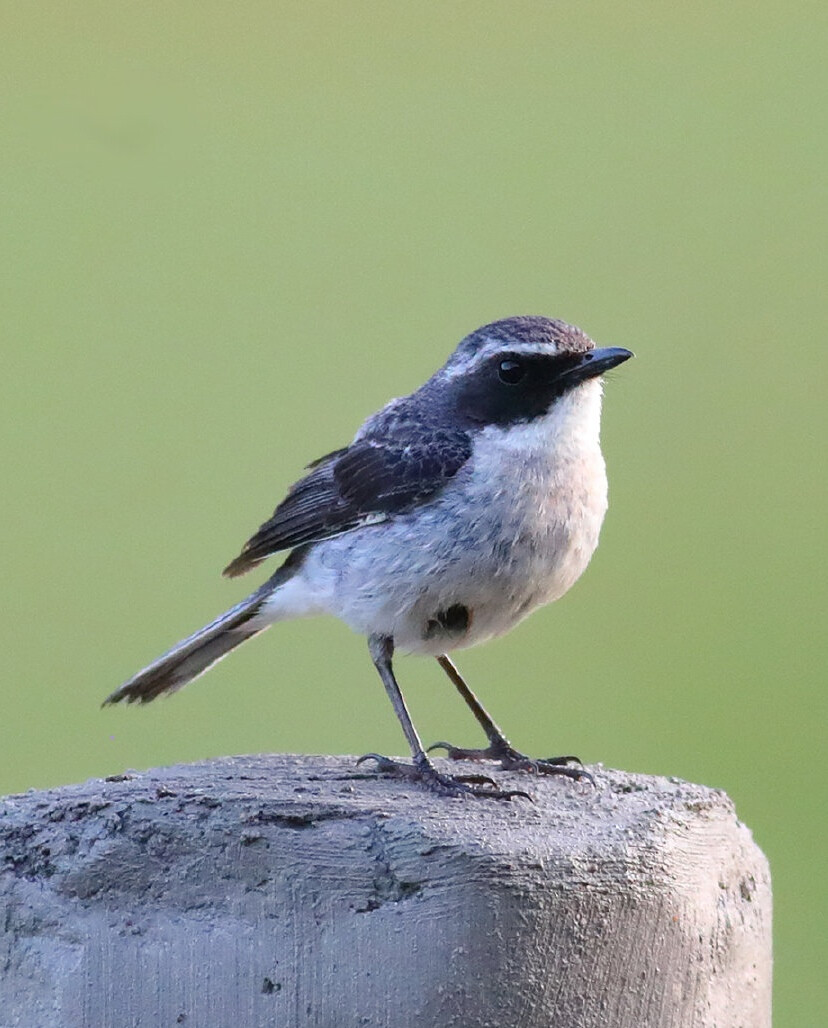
[0,756,771,1027]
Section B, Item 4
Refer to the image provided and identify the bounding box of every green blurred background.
[2,2,825,1021]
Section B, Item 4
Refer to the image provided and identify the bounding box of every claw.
[426,741,452,754]
[426,741,490,762]
[356,753,532,801]
[356,752,392,769]
[453,772,500,788]
[427,740,595,786]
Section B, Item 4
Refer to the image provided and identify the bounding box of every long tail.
[103,582,273,706]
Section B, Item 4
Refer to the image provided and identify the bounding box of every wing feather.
[222,424,471,578]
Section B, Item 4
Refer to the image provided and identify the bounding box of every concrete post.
[0,755,771,1027]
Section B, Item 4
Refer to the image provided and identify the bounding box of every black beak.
[562,346,634,385]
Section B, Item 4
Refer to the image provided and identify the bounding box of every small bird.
[105,316,632,799]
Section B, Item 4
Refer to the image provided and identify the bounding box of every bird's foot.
[427,738,595,785]
[356,753,531,801]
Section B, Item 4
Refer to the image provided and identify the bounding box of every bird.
[104,316,633,799]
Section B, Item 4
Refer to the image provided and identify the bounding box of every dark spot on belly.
[424,603,471,640]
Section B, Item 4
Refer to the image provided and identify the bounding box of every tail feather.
[104,583,272,706]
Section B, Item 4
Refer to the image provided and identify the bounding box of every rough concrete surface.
[0,755,771,1028]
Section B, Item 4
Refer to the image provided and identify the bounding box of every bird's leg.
[427,654,594,784]
[357,635,530,800]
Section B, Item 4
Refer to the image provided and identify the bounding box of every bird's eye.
[498,359,526,384]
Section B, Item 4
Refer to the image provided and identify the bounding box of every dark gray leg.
[357,636,530,800]
[427,654,594,785]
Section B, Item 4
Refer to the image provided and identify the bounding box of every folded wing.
[222,424,472,578]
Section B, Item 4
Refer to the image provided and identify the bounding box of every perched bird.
[105,316,632,799]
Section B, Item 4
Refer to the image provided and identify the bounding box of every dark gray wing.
[222,425,472,578]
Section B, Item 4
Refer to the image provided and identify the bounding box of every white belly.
[392,441,608,654]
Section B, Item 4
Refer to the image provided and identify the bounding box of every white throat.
[478,379,604,462]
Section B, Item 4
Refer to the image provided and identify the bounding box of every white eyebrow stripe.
[441,342,569,380]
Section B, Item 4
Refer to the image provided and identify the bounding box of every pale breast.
[421,447,607,651]
[311,384,610,654]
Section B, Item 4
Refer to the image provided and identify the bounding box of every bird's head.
[433,316,632,429]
